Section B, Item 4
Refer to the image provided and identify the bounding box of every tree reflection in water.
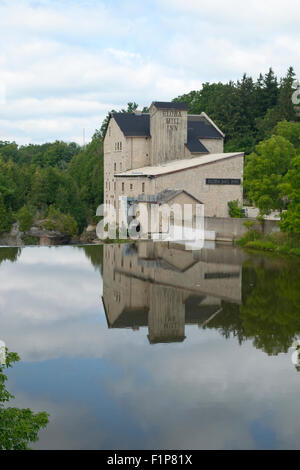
[0,350,49,450]
[206,256,300,356]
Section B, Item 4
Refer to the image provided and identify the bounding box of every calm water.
[0,242,300,450]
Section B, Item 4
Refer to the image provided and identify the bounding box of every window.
[120,142,122,151]
[114,182,116,191]
[130,184,133,190]
[142,182,145,193]
[122,182,125,192]
[114,163,116,171]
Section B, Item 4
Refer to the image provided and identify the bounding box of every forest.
[0,66,299,239]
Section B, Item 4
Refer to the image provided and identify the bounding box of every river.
[0,242,299,449]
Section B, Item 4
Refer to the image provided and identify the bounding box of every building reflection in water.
[102,242,244,344]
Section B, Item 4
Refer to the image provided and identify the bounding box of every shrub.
[228,200,244,218]
[23,235,39,245]
[289,248,300,256]
[236,223,262,247]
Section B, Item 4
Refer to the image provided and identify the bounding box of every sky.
[0,0,299,145]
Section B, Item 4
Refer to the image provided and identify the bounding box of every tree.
[0,350,49,450]
[280,156,300,233]
[16,205,34,232]
[0,194,12,234]
[43,205,78,237]
[244,134,296,213]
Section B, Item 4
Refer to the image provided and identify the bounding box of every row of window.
[121,182,145,193]
[105,181,117,191]
[115,142,122,151]
[114,162,122,172]
[105,181,145,194]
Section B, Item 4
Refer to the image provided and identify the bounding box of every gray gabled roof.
[134,189,202,204]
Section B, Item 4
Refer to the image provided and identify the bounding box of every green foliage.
[279,156,300,233]
[0,247,21,265]
[0,349,49,450]
[244,134,296,213]
[207,256,300,355]
[228,200,244,218]
[236,228,262,247]
[238,225,300,256]
[16,205,34,232]
[43,205,78,237]
[174,67,299,153]
[245,240,276,251]
[0,193,13,234]
[23,235,39,245]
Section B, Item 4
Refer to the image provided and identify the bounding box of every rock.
[0,222,24,246]
[86,225,96,233]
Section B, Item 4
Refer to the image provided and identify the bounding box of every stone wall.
[204,217,280,242]
[153,154,244,217]
[199,138,224,154]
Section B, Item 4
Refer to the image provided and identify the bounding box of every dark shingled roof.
[112,113,150,137]
[111,111,223,152]
[188,115,223,138]
[151,101,189,110]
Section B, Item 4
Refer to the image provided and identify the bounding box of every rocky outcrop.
[0,222,71,246]
[0,223,23,246]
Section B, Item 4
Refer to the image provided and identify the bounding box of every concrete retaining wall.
[204,217,280,242]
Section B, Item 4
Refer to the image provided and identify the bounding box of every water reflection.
[0,247,21,265]
[102,242,243,344]
[0,243,300,449]
[102,242,300,357]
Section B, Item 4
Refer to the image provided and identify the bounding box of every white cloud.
[0,0,299,143]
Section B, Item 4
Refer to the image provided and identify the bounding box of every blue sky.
[0,0,299,144]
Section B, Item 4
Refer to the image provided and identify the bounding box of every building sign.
[163,110,182,131]
[206,178,241,185]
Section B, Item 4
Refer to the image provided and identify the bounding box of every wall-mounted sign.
[206,178,241,185]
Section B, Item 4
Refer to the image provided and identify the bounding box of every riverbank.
[236,229,300,257]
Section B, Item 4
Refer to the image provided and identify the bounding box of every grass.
[236,227,300,257]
